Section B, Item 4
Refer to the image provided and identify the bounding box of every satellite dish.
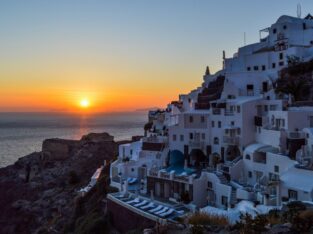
[297,3,302,18]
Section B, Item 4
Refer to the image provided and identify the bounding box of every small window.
[237,106,240,113]
[218,121,221,128]
[180,134,184,141]
[201,116,205,123]
[131,168,134,172]
[211,121,215,127]
[208,181,213,189]
[247,67,251,71]
[231,121,235,126]
[273,28,277,34]
[188,98,191,103]
[130,149,133,155]
[237,128,241,135]
[279,53,283,60]
[189,133,193,140]
[272,63,276,69]
[283,25,287,30]
[245,154,251,160]
[274,165,279,173]
[201,133,205,140]
[279,61,284,66]
[189,116,194,123]
[254,66,259,71]
[248,171,252,178]
[214,137,219,145]
[262,65,266,71]
[173,134,177,141]
[264,105,268,112]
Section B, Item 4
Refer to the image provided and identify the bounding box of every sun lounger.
[148,205,163,213]
[127,177,137,184]
[141,202,155,210]
[134,200,148,207]
[176,210,184,214]
[154,207,169,215]
[159,208,175,217]
[126,198,140,204]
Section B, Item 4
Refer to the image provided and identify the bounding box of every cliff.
[0,132,117,234]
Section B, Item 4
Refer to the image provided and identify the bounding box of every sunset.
[3,1,313,233]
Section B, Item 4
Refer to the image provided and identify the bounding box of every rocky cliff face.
[0,132,117,234]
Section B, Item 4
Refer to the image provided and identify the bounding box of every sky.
[1,0,313,112]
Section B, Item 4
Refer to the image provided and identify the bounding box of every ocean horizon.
[0,111,147,168]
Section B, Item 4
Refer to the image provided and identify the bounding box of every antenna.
[297,3,302,18]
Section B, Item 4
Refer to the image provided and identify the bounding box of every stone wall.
[107,198,155,233]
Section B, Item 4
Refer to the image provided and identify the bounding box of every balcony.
[287,131,306,139]
[224,110,234,116]
[212,108,221,115]
[189,140,205,149]
[223,136,239,145]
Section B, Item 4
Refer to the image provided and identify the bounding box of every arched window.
[245,154,251,160]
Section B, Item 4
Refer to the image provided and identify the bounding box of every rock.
[0,132,117,234]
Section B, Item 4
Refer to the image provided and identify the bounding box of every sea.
[0,112,147,168]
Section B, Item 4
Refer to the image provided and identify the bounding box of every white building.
[110,14,313,218]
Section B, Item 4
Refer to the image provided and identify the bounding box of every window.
[272,63,276,68]
[214,137,219,145]
[279,53,284,60]
[245,154,251,160]
[218,121,221,128]
[273,28,277,34]
[189,116,194,123]
[189,133,193,140]
[262,65,266,71]
[201,116,205,123]
[180,134,184,141]
[221,196,228,207]
[131,168,134,172]
[211,121,215,127]
[207,181,213,189]
[130,149,133,155]
[247,84,254,90]
[231,121,235,126]
[253,66,259,71]
[288,189,298,200]
[283,25,287,30]
[248,171,252,178]
[279,61,284,66]
[274,165,279,173]
[264,105,268,112]
[201,133,205,140]
[173,134,177,141]
[188,98,191,103]
[247,67,251,71]
[237,128,241,135]
[237,106,240,113]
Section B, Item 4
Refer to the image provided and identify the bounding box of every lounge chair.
[134,200,148,207]
[141,202,155,210]
[148,205,163,213]
[154,207,169,215]
[159,208,175,217]
[126,198,140,204]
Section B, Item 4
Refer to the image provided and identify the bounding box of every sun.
[79,98,90,108]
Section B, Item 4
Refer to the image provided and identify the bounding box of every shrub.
[234,213,268,234]
[68,170,80,184]
[188,212,228,226]
[282,201,306,223]
[291,210,313,232]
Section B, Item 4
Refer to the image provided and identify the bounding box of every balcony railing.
[223,136,239,145]
[288,131,306,139]
[224,110,234,116]
[189,140,205,148]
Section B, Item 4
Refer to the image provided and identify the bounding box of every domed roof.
[276,15,300,24]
